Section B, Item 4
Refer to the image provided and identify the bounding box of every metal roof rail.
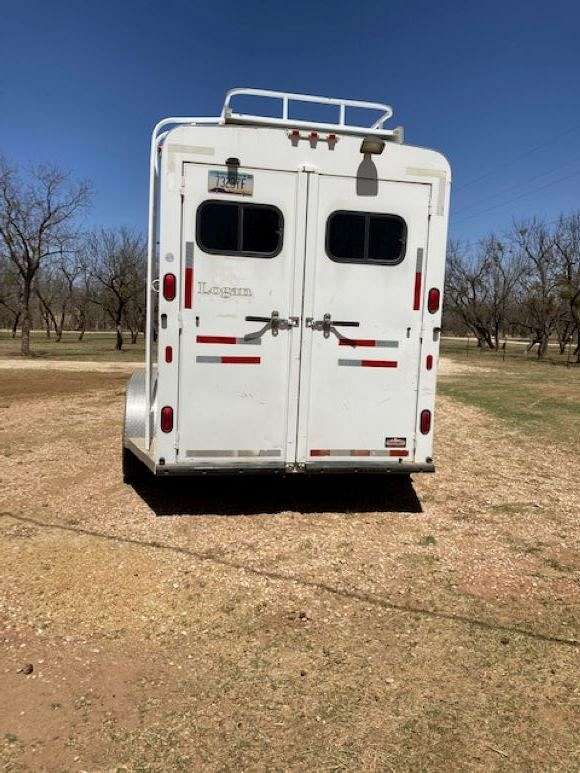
[221,88,403,141]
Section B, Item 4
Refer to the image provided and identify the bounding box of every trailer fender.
[123,369,147,444]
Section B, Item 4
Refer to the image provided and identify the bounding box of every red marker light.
[165,346,173,363]
[427,287,440,314]
[420,409,431,435]
[160,406,173,433]
[163,273,176,301]
[309,131,319,141]
[426,354,433,370]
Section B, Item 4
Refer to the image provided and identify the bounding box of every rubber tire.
[122,446,146,485]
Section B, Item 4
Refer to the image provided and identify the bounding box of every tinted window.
[327,212,366,261]
[196,201,283,257]
[326,211,406,265]
[242,205,281,254]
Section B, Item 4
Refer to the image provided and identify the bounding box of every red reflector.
[184,267,193,308]
[420,409,431,435]
[360,359,397,368]
[339,338,376,347]
[413,272,422,310]
[427,287,440,314]
[197,335,237,344]
[426,354,433,370]
[165,346,173,363]
[163,273,176,301]
[160,406,173,433]
[221,356,260,364]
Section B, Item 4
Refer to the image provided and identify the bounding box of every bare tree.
[445,237,522,348]
[0,157,91,355]
[0,257,22,337]
[553,213,580,360]
[35,251,84,341]
[85,228,146,350]
[511,218,563,359]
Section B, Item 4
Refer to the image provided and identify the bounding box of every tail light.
[420,409,431,434]
[160,406,173,433]
[163,273,176,301]
[427,288,440,314]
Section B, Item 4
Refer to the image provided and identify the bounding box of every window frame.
[325,210,408,266]
[195,199,284,259]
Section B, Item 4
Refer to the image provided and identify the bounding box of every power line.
[452,168,580,223]
[453,155,580,215]
[454,124,580,193]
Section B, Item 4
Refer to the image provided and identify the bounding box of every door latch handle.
[307,314,360,338]
[244,311,297,339]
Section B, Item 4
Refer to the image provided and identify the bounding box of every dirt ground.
[0,361,578,771]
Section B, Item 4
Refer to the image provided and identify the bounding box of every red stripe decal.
[184,267,193,309]
[197,335,237,344]
[221,356,260,364]
[351,450,371,457]
[310,449,330,456]
[413,271,422,310]
[360,360,398,368]
[389,449,409,457]
[339,338,376,347]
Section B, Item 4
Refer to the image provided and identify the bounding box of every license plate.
[208,170,254,196]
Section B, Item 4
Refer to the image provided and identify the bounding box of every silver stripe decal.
[185,449,282,458]
[375,340,399,348]
[338,359,362,367]
[196,356,220,363]
[185,242,194,267]
[416,247,423,272]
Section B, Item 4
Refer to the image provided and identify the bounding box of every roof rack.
[221,88,403,141]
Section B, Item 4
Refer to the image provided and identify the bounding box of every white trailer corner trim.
[123,88,451,482]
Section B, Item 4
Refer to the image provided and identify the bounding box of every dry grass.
[0,362,578,771]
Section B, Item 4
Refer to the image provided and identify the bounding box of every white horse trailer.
[122,88,451,481]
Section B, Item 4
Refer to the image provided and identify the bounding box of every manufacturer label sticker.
[208,170,253,196]
[385,437,406,448]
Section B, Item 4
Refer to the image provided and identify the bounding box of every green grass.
[0,330,145,362]
[438,349,580,447]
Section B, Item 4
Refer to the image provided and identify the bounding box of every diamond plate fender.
[123,369,147,443]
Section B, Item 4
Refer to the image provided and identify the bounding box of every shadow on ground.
[131,471,423,517]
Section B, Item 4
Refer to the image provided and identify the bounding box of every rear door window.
[326,210,407,265]
[196,200,283,257]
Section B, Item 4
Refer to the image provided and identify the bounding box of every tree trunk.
[20,278,34,357]
[115,321,123,351]
[537,334,549,359]
[130,329,138,344]
[11,312,20,338]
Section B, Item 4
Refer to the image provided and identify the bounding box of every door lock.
[244,311,298,339]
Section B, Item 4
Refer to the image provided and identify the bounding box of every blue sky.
[1,0,579,243]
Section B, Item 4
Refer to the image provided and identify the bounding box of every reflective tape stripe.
[184,242,194,309]
[196,335,260,345]
[310,449,409,457]
[413,247,423,310]
[195,355,261,364]
[338,338,399,348]
[338,359,398,368]
[185,449,282,458]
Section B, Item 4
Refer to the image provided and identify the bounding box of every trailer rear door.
[177,163,303,467]
[297,175,431,466]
